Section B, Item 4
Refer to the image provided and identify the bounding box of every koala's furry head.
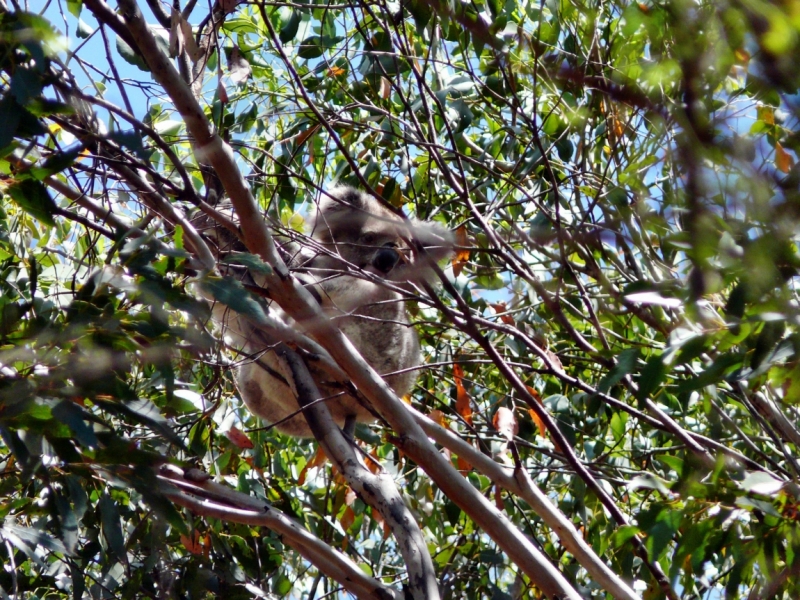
[308,187,453,282]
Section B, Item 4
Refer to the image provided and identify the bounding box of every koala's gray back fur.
[201,187,452,437]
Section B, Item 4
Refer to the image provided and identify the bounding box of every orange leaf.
[526,386,547,438]
[367,449,382,475]
[428,409,447,427]
[776,142,794,174]
[451,226,470,276]
[383,519,392,539]
[379,76,391,99]
[328,65,345,77]
[344,486,357,507]
[225,425,254,449]
[758,105,775,125]
[298,446,328,485]
[495,485,505,510]
[371,507,391,538]
[453,363,473,426]
[528,409,547,438]
[490,302,515,325]
[457,455,472,472]
[180,530,204,555]
[493,407,518,441]
[294,127,317,147]
[340,505,356,531]
[613,117,625,139]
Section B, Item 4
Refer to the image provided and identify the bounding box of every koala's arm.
[299,272,387,314]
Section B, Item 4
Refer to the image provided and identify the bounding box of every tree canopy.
[1,0,800,597]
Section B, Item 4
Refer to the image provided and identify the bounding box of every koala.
[203,187,452,437]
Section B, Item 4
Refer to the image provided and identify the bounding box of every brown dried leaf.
[545,348,563,371]
[490,302,515,325]
[492,407,518,441]
[776,142,794,174]
[340,505,356,531]
[367,449,382,475]
[453,363,472,426]
[180,15,202,62]
[526,386,547,438]
[494,485,505,510]
[169,8,181,58]
[379,76,391,99]
[180,530,204,555]
[451,226,470,277]
[298,446,328,485]
[225,425,254,449]
[217,78,228,103]
[220,0,240,13]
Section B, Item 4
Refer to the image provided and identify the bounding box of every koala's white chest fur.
[203,187,452,437]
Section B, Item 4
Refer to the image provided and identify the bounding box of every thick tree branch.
[277,346,440,600]
[409,406,641,600]
[158,465,400,600]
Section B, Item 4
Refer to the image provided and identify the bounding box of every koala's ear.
[317,187,369,217]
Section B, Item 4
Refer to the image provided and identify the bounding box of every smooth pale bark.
[277,346,440,600]
[158,465,401,600]
[409,406,641,600]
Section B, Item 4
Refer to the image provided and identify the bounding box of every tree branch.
[158,464,401,600]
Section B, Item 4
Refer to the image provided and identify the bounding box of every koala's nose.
[373,245,400,274]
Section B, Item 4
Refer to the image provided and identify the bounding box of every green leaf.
[0,94,22,150]
[93,397,183,448]
[297,35,324,59]
[220,253,274,276]
[77,18,93,39]
[279,8,301,44]
[99,493,128,564]
[598,348,640,394]
[53,492,79,554]
[200,276,269,323]
[51,401,98,449]
[116,35,149,71]
[6,178,58,227]
[10,68,44,104]
[1,523,67,559]
[67,0,82,17]
[635,354,666,402]
[610,524,640,548]
[107,130,149,161]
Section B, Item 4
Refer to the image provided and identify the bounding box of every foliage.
[1,0,800,597]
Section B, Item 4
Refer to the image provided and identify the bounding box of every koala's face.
[310,189,409,280]
[307,187,453,285]
[321,219,405,276]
